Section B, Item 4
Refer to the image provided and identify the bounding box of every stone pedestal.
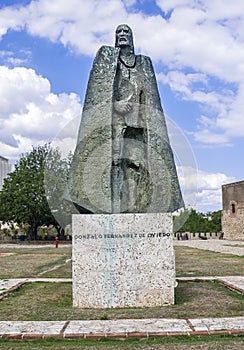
[72,213,175,308]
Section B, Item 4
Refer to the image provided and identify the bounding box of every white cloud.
[178,166,235,212]
[216,83,244,137]
[196,188,222,212]
[23,0,128,56]
[156,0,193,13]
[158,71,217,107]
[0,5,28,39]
[0,49,32,67]
[0,66,81,161]
[1,0,244,79]
[154,1,244,143]
[0,0,243,147]
[158,70,242,144]
[0,0,241,217]
[192,129,230,145]
[122,0,136,7]
[50,116,80,158]
[197,169,234,190]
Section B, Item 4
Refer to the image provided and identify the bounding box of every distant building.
[222,180,244,241]
[173,204,195,216]
[0,156,12,190]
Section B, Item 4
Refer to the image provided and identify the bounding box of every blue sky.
[0,0,243,212]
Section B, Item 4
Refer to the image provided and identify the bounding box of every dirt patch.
[0,253,16,257]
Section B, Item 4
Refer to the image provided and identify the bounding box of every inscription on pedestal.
[72,213,175,308]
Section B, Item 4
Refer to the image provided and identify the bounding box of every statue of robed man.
[65,24,184,214]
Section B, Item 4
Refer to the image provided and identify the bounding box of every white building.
[0,156,12,190]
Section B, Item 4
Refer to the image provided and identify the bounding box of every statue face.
[115,24,133,49]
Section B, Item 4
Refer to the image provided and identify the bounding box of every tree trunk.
[28,220,38,240]
[56,225,65,240]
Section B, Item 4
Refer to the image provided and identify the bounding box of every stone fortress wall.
[222,180,244,241]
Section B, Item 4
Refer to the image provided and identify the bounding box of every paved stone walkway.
[0,276,243,339]
[174,239,244,256]
[0,317,244,339]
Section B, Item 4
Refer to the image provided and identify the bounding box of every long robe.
[65,45,184,214]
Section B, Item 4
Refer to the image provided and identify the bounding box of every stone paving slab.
[0,279,27,295]
[27,278,72,283]
[0,321,66,335]
[189,317,244,332]
[218,276,244,293]
[64,318,192,336]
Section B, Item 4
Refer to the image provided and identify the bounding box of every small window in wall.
[231,203,236,214]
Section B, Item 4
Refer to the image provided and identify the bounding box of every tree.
[0,145,55,240]
[173,209,221,233]
[44,148,78,238]
[206,210,222,232]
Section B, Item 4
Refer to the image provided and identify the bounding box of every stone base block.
[72,213,175,308]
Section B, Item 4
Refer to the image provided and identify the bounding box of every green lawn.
[0,243,243,349]
[175,246,244,277]
[0,244,243,279]
[1,281,243,321]
[0,335,243,349]
[0,244,71,278]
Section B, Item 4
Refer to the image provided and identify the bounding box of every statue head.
[115,24,134,53]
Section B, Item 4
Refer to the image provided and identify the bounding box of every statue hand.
[113,100,133,115]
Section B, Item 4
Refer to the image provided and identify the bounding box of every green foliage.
[100,314,109,320]
[174,209,221,233]
[0,145,77,240]
[0,145,62,240]
[44,148,78,235]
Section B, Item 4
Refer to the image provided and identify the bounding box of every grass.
[0,245,71,278]
[0,281,243,321]
[40,259,72,278]
[1,243,243,322]
[0,244,243,279]
[0,335,243,349]
[0,243,244,348]
[175,246,244,277]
